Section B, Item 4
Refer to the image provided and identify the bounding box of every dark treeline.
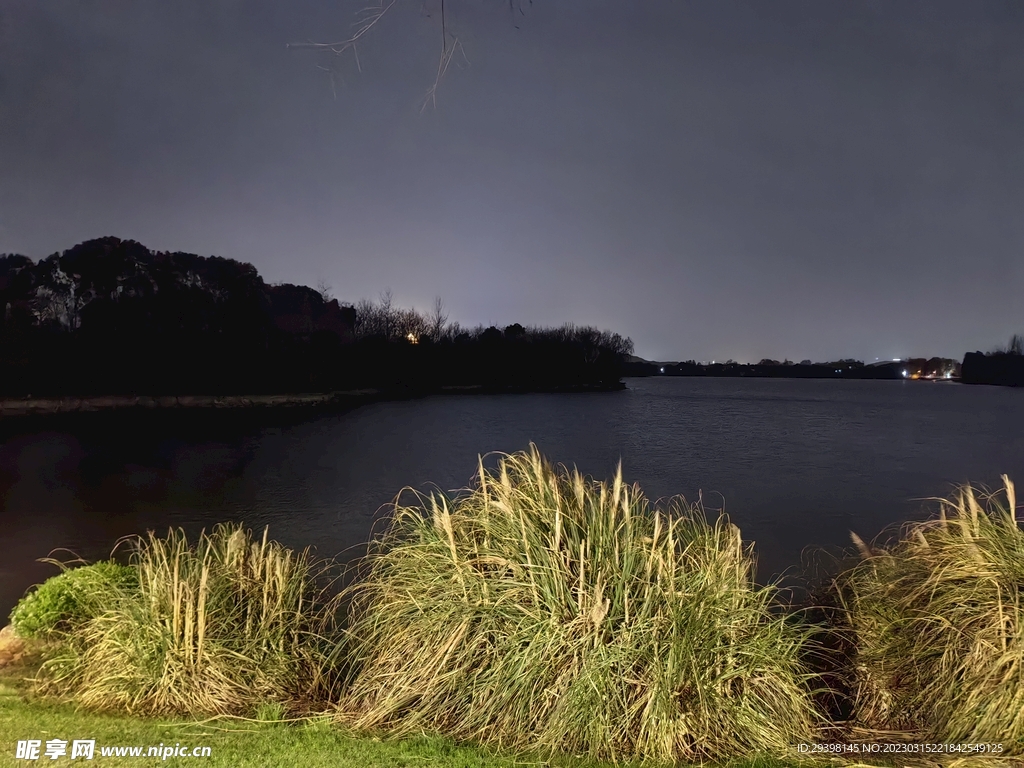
[0,238,633,398]
[961,334,1024,386]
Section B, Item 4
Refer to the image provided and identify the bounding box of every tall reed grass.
[337,445,820,763]
[37,525,343,717]
[839,476,1024,753]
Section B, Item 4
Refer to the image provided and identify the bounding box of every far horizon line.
[633,354,966,366]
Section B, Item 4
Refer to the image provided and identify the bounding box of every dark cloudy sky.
[1,1,1021,362]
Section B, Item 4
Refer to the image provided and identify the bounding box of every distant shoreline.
[0,381,627,419]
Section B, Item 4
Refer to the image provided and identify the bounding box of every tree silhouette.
[1,237,633,398]
[1009,333,1024,356]
[428,296,449,342]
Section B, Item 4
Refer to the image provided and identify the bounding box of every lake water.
[3,377,1023,619]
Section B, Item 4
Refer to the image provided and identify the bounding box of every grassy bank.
[1,685,1015,767]
[4,447,1024,765]
[0,659,820,768]
[0,384,629,423]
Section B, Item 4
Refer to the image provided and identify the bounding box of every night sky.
[1,1,1021,363]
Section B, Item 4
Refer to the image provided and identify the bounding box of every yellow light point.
[406,332,419,344]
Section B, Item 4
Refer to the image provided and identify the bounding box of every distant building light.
[902,369,908,377]
[406,332,419,344]
[660,366,665,374]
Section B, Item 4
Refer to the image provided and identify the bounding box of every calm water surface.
[3,377,1023,617]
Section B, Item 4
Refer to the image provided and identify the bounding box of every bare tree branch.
[289,0,486,109]
[428,296,449,341]
[316,279,334,303]
[421,37,467,112]
[286,0,399,53]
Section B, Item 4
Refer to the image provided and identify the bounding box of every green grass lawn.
[2,659,1016,767]
[0,690,805,768]
[1,687,519,767]
[0,657,823,768]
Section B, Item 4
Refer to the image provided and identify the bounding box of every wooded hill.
[0,238,632,397]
